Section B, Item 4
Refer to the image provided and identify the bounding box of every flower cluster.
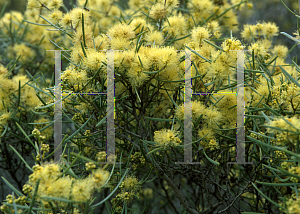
[154,129,181,149]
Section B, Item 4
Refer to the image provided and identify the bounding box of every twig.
[151,155,200,214]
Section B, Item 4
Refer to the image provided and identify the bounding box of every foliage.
[0,0,300,213]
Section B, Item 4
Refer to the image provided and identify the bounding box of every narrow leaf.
[9,145,33,172]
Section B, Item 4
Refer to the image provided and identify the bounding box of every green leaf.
[102,160,116,188]
[2,203,50,211]
[81,41,87,57]
[70,152,103,167]
[0,2,8,18]
[142,140,156,145]
[38,14,73,38]
[203,39,225,52]
[164,88,179,108]
[145,117,173,122]
[279,65,300,88]
[65,113,94,144]
[84,0,89,7]
[61,163,79,179]
[22,19,51,26]
[82,13,86,48]
[138,55,144,68]
[9,145,33,172]
[147,148,161,155]
[251,182,284,209]
[1,124,8,138]
[260,111,271,122]
[12,192,18,214]
[96,114,107,127]
[256,181,300,187]
[276,166,300,180]
[7,55,21,74]
[17,80,21,107]
[142,65,167,74]
[247,136,300,159]
[248,130,276,140]
[15,122,36,150]
[279,0,299,16]
[134,86,141,102]
[280,32,300,43]
[1,177,24,197]
[177,133,209,148]
[26,82,52,99]
[28,179,40,214]
[173,33,191,42]
[292,60,300,73]
[261,103,281,116]
[244,69,264,73]
[185,45,211,63]
[202,148,219,165]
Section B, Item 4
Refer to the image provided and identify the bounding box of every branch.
[151,155,200,214]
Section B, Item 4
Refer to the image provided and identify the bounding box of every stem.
[151,156,200,214]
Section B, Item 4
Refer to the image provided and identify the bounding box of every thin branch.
[151,155,200,214]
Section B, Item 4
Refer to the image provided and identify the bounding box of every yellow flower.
[48,9,63,23]
[162,13,187,37]
[7,43,36,64]
[107,23,135,40]
[145,30,164,46]
[261,22,279,39]
[154,129,181,148]
[175,100,205,121]
[48,0,63,9]
[44,176,72,199]
[142,188,153,199]
[60,13,72,28]
[91,168,110,192]
[69,8,91,29]
[34,118,54,140]
[0,112,11,127]
[0,63,7,75]
[272,45,288,58]
[127,64,149,87]
[82,49,107,76]
[206,21,220,33]
[120,176,139,190]
[221,37,244,52]
[200,138,219,149]
[198,127,215,141]
[71,177,94,202]
[241,24,257,41]
[157,0,179,8]
[110,37,133,50]
[149,3,168,21]
[191,27,210,46]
